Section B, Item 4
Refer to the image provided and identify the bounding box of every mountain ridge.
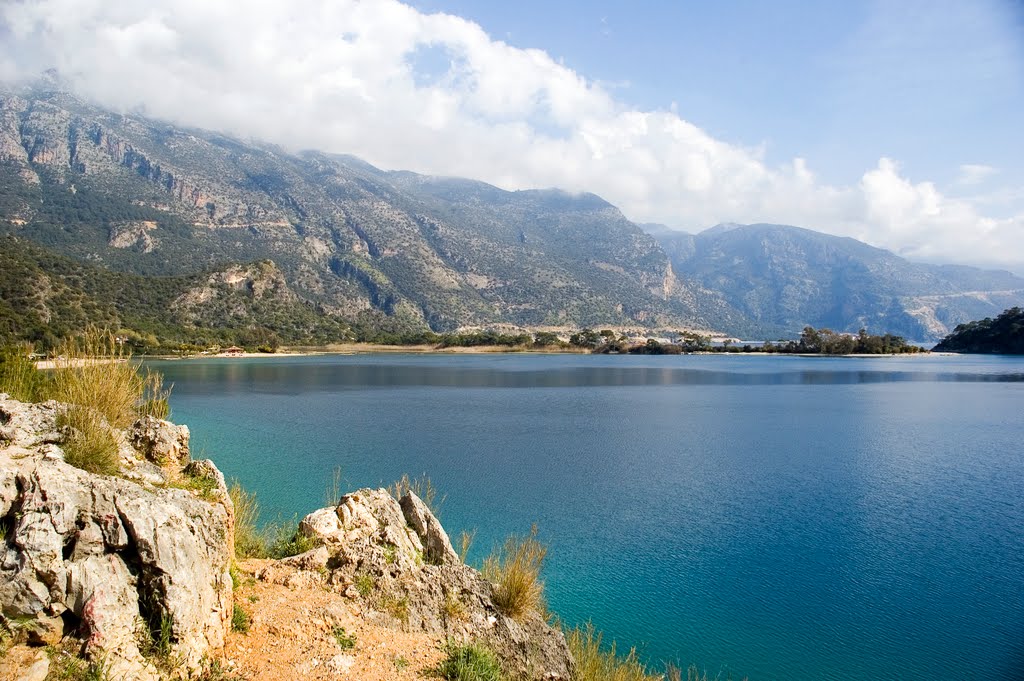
[2,83,1023,343]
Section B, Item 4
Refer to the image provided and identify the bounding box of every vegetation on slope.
[932,307,1024,354]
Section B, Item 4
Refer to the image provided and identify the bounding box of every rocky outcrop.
[0,395,233,680]
[287,488,575,680]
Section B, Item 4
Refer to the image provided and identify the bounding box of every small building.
[224,346,244,356]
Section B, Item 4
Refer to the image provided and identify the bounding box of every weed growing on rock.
[384,595,410,627]
[394,656,409,671]
[57,406,120,476]
[567,623,660,681]
[441,590,468,624]
[46,642,110,681]
[434,641,503,681]
[231,604,250,634]
[457,529,476,564]
[266,523,319,559]
[482,524,547,621]
[354,573,375,597]
[389,473,446,518]
[332,626,356,650]
[229,483,265,559]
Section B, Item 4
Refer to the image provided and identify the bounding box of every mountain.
[2,84,1022,346]
[0,85,730,339]
[654,223,1024,341]
[932,307,1024,354]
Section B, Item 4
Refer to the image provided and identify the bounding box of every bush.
[434,642,503,681]
[568,623,659,681]
[57,406,121,476]
[482,525,547,621]
[333,626,356,649]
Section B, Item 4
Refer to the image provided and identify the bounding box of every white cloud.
[956,164,998,186]
[1,0,1022,272]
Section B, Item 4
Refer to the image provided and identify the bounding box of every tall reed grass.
[482,524,547,621]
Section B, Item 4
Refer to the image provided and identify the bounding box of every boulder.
[399,491,459,565]
[129,415,191,467]
[295,489,574,680]
[0,395,234,677]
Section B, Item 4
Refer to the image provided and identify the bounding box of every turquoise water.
[152,353,1024,680]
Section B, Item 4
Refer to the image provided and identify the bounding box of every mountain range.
[1,83,1022,345]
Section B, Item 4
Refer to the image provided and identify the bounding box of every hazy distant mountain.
[0,85,735,338]
[655,223,1024,340]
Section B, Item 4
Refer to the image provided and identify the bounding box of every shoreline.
[144,344,947,360]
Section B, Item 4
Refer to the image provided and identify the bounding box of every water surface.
[153,353,1024,680]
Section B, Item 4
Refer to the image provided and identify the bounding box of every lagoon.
[153,353,1024,681]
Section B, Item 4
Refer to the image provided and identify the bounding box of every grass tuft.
[389,473,446,518]
[568,623,659,681]
[332,626,356,650]
[0,343,49,402]
[433,641,503,681]
[354,573,375,598]
[57,406,120,476]
[229,482,265,559]
[457,529,476,564]
[231,604,250,634]
[51,328,169,429]
[482,524,547,621]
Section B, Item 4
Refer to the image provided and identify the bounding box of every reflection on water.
[161,359,1024,394]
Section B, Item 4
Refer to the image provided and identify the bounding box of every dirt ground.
[1,560,446,681]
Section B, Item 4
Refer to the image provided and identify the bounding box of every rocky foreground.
[0,395,574,680]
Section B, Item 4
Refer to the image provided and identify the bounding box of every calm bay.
[152,353,1024,681]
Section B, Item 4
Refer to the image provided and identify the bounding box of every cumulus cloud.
[1,0,1021,272]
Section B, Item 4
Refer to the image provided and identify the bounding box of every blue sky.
[2,0,1022,271]
[409,0,1024,201]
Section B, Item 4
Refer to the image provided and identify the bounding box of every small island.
[932,307,1024,354]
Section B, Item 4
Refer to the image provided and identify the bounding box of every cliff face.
[0,395,234,680]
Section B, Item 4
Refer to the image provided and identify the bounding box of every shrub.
[231,604,250,633]
[229,482,266,559]
[482,525,547,621]
[434,642,503,681]
[57,406,121,476]
[568,623,659,681]
[266,521,319,559]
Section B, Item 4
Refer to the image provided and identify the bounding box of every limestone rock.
[399,491,459,565]
[0,396,233,677]
[129,415,191,467]
[298,489,574,680]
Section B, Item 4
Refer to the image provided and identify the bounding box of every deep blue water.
[152,353,1024,681]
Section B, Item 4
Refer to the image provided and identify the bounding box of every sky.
[1,0,1023,272]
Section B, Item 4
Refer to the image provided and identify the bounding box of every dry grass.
[56,406,121,476]
[0,343,49,402]
[482,524,547,621]
[50,328,171,429]
[568,623,660,681]
[457,529,476,564]
[389,473,446,518]
[229,482,266,559]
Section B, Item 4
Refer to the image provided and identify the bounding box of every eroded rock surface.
[0,395,233,680]
[292,488,575,680]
